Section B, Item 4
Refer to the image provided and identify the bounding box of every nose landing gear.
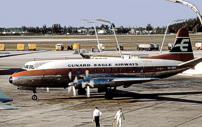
[32,90,37,100]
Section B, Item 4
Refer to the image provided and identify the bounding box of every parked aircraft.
[9,28,202,100]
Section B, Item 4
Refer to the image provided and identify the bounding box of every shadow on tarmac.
[39,90,202,104]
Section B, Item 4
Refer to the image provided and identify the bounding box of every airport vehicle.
[17,44,25,51]
[98,43,105,51]
[73,43,80,49]
[195,43,202,50]
[137,43,159,51]
[28,44,36,51]
[0,44,5,51]
[9,28,202,100]
[55,43,64,51]
[67,45,73,50]
[168,43,174,50]
[117,45,124,50]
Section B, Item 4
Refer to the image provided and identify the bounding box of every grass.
[0,34,201,51]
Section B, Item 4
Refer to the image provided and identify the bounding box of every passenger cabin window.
[140,67,144,72]
[133,67,136,72]
[125,68,129,73]
[102,68,105,73]
[94,68,97,73]
[77,68,81,73]
[117,68,120,73]
[109,68,113,73]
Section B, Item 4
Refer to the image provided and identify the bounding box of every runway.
[1,50,202,127]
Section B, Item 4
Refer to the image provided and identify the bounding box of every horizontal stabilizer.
[178,57,202,67]
[113,78,160,82]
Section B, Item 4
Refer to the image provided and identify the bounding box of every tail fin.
[146,28,194,62]
[170,28,193,53]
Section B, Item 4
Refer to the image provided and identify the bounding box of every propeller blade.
[82,81,85,89]
[68,86,72,94]
[68,71,72,80]
[73,86,76,97]
[74,76,78,83]
[89,80,94,88]
[87,86,90,98]
[85,70,89,78]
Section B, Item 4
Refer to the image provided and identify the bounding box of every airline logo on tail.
[175,39,189,51]
[170,28,193,53]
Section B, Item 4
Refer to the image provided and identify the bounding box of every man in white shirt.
[92,107,102,127]
[114,108,125,127]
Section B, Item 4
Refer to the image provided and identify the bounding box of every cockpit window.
[23,65,29,69]
[23,65,34,70]
[29,65,34,69]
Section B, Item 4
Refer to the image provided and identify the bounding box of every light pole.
[166,0,202,26]
[160,19,185,54]
[94,18,123,58]
[81,19,101,52]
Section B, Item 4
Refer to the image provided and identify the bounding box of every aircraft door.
[141,60,156,77]
[42,62,57,86]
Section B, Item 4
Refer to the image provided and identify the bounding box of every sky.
[1,0,202,28]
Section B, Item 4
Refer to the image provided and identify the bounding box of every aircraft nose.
[9,76,13,84]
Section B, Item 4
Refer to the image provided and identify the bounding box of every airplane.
[9,28,202,100]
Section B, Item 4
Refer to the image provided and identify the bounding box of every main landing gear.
[32,90,37,100]
[105,87,116,100]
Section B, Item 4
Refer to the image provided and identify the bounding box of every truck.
[168,43,174,50]
[117,45,124,50]
[0,44,5,51]
[28,44,36,51]
[137,43,159,51]
[98,43,105,51]
[55,43,64,51]
[17,44,25,51]
[195,43,202,50]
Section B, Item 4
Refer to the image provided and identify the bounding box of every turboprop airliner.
[9,28,202,100]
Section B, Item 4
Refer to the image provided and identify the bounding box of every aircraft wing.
[0,88,19,110]
[0,102,19,110]
[0,88,13,103]
[178,57,202,67]
[112,78,160,82]
[0,50,46,58]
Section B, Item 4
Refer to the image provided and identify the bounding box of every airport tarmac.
[1,50,202,127]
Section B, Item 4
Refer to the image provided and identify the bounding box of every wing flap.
[113,78,160,82]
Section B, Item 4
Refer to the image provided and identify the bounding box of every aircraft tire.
[78,89,86,95]
[105,92,113,100]
[32,95,37,100]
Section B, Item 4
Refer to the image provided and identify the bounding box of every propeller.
[68,76,78,97]
[82,80,94,98]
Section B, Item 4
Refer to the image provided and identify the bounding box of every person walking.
[92,107,102,127]
[114,108,125,127]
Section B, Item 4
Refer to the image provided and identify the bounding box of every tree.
[52,24,62,34]
[42,24,47,34]
[67,26,72,34]
[22,26,27,32]
[146,24,153,31]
